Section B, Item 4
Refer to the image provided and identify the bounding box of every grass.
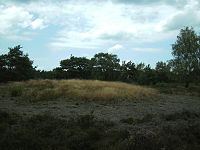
[1,110,200,150]
[154,82,200,97]
[8,79,158,102]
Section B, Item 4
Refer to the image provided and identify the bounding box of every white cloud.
[31,18,46,29]
[163,0,200,31]
[1,0,200,49]
[133,47,163,52]
[0,6,32,35]
[40,1,178,50]
[108,44,123,53]
[0,4,46,40]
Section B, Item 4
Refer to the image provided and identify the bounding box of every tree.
[155,61,171,83]
[120,61,137,82]
[0,45,35,82]
[171,27,200,87]
[136,64,157,85]
[59,56,91,79]
[91,53,120,80]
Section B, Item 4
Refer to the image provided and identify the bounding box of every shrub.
[0,111,200,150]
[161,111,200,121]
[10,86,23,97]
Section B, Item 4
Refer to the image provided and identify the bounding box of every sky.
[0,0,200,70]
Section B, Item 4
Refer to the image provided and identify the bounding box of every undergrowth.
[154,82,200,97]
[0,111,200,150]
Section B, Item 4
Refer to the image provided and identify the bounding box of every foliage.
[0,45,35,82]
[60,56,92,79]
[120,114,153,125]
[136,64,157,85]
[154,82,200,97]
[91,53,121,81]
[161,110,200,121]
[1,27,200,86]
[171,27,200,87]
[10,86,23,97]
[0,111,200,150]
[120,61,137,82]
[155,61,172,83]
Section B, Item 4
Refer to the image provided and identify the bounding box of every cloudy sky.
[0,0,200,70]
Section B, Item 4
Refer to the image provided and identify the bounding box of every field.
[7,79,158,101]
[0,80,200,150]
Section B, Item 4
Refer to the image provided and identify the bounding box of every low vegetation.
[8,79,157,101]
[161,110,200,121]
[0,111,200,150]
[154,82,200,97]
[120,114,153,125]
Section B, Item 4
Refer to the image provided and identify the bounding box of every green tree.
[155,61,171,83]
[59,56,91,79]
[0,55,9,82]
[91,53,120,80]
[120,61,137,82]
[0,45,35,82]
[136,64,157,85]
[171,27,200,87]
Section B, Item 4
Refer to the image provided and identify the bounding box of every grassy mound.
[9,79,158,101]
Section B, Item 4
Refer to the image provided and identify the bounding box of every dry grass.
[9,79,158,101]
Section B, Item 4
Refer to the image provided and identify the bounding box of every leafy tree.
[0,45,35,82]
[91,53,120,80]
[171,27,200,87]
[59,56,91,79]
[34,70,55,79]
[155,61,171,83]
[136,64,157,85]
[120,61,137,82]
[0,55,9,82]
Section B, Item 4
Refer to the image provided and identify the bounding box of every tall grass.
[9,79,158,101]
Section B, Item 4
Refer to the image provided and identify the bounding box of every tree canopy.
[171,27,200,87]
[1,27,200,85]
[0,45,35,82]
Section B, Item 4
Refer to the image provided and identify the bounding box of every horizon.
[1,0,200,70]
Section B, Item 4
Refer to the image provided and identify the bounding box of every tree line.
[1,27,200,87]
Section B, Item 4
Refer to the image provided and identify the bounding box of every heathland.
[0,27,200,149]
[0,79,200,150]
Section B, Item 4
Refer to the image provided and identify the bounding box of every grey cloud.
[164,11,200,31]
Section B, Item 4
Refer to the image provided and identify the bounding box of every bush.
[161,111,200,121]
[10,86,23,97]
[0,111,200,150]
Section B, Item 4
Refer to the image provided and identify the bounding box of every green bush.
[10,86,23,97]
